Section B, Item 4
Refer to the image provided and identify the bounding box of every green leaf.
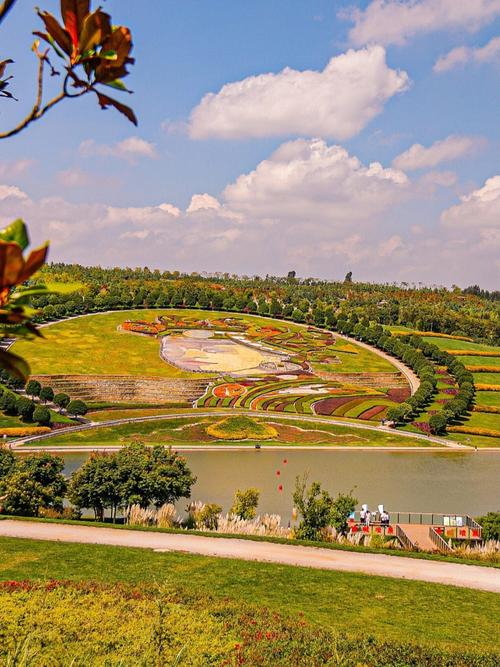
[102,78,129,92]
[0,219,29,250]
[0,348,30,381]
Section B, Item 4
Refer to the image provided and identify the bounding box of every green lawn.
[37,414,437,447]
[13,309,396,379]
[460,355,500,368]
[0,536,498,653]
[43,280,87,294]
[474,372,500,386]
[476,391,500,407]
[422,337,500,353]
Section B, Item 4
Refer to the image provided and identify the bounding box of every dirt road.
[0,520,497,593]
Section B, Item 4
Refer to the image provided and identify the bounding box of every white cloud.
[0,159,34,179]
[0,184,28,201]
[189,46,409,140]
[224,138,408,223]
[434,36,500,72]
[187,193,223,213]
[392,136,484,171]
[344,0,500,47]
[1,144,499,287]
[378,235,404,256]
[58,169,92,187]
[79,137,157,160]
[441,175,500,228]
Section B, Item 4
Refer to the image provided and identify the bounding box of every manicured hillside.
[40,414,434,448]
[422,336,500,446]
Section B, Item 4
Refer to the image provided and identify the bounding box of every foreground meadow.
[0,536,498,664]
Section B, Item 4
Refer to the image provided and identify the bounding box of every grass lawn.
[476,391,500,407]
[0,536,498,653]
[42,280,87,294]
[422,337,500,354]
[460,355,500,368]
[13,309,397,378]
[473,372,500,386]
[37,415,437,447]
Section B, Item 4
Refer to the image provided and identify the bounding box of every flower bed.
[465,366,500,373]
[447,425,500,438]
[0,427,51,437]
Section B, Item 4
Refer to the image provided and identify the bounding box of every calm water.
[60,450,500,521]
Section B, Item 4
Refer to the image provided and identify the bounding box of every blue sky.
[0,1,499,287]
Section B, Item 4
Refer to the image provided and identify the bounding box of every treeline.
[0,444,195,520]
[32,263,500,344]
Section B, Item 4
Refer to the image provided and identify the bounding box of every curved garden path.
[10,409,468,449]
[0,519,497,592]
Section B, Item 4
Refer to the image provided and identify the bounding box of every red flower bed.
[358,405,387,420]
[386,387,411,403]
[314,395,357,416]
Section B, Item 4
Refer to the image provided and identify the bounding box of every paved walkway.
[0,520,498,593]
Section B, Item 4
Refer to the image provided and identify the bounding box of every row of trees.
[33,261,500,344]
[0,444,357,543]
[25,380,88,417]
[0,444,196,520]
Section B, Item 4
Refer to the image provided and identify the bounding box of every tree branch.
[0,65,88,140]
[0,0,17,26]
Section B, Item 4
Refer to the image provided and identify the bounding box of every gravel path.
[0,520,498,592]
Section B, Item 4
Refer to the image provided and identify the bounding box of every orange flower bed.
[213,383,246,398]
[0,427,51,437]
[476,384,500,391]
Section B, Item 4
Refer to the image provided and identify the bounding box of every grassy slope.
[40,414,436,447]
[420,336,500,446]
[0,537,498,652]
[13,309,395,377]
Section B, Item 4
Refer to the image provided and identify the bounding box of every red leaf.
[96,92,137,126]
[61,0,90,47]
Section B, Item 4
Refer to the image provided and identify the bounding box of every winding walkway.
[0,519,498,592]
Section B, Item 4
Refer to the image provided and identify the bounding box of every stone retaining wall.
[31,375,210,404]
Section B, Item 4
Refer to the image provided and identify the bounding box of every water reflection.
[58,449,500,522]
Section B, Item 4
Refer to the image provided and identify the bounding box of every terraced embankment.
[31,375,209,405]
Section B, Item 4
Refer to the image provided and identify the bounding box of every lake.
[60,449,500,521]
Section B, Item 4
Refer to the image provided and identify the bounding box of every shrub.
[33,406,51,427]
[293,476,334,541]
[39,386,55,403]
[429,413,448,435]
[230,488,260,520]
[53,393,70,411]
[475,511,500,541]
[25,379,41,398]
[1,393,17,416]
[67,399,88,417]
[15,397,35,422]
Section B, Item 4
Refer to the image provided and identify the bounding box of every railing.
[352,511,481,533]
[396,525,414,550]
[429,527,453,552]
